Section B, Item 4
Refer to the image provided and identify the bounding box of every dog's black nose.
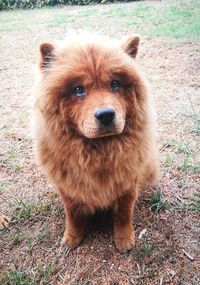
[94,108,116,126]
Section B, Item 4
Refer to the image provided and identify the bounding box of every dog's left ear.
[39,42,55,70]
[121,35,140,58]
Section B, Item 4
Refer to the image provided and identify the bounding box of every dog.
[33,32,159,252]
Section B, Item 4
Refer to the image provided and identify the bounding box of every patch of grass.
[188,194,200,212]
[191,115,200,135]
[0,150,23,172]
[1,264,58,285]
[0,181,9,192]
[12,198,63,220]
[12,198,38,219]
[11,231,22,246]
[78,7,99,17]
[162,139,192,155]
[1,269,32,285]
[26,228,52,253]
[178,194,200,213]
[177,156,200,172]
[12,199,51,220]
[163,153,174,167]
[0,1,199,39]
[145,189,168,212]
[35,13,75,26]
[53,206,64,217]
[175,142,191,155]
[136,239,155,261]
[182,155,190,171]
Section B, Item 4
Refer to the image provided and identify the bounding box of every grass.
[11,198,63,220]
[0,1,199,40]
[26,228,53,253]
[1,264,57,285]
[188,194,200,212]
[0,181,10,192]
[0,149,23,171]
[145,188,168,212]
[11,232,22,246]
[178,194,200,213]
[162,139,199,172]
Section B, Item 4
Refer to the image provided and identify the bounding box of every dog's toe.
[115,232,135,253]
[0,214,10,230]
[61,232,82,249]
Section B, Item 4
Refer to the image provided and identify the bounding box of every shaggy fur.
[33,32,159,252]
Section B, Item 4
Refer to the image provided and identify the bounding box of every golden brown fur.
[33,32,159,252]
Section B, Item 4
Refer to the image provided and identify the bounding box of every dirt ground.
[0,2,200,285]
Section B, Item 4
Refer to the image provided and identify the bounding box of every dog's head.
[36,33,147,140]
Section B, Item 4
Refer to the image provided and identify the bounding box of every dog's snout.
[94,108,116,126]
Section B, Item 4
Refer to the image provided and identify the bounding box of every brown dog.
[33,33,159,252]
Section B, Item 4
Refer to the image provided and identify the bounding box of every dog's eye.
[75,85,86,98]
[111,80,120,91]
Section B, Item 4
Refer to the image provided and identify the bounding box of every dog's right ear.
[121,35,140,59]
[39,42,55,70]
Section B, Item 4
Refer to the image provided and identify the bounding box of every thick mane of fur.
[33,32,159,252]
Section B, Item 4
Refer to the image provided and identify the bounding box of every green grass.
[11,231,22,246]
[162,138,199,172]
[0,1,199,39]
[0,181,10,192]
[26,228,53,253]
[0,149,23,172]
[1,270,32,285]
[12,198,63,220]
[178,194,200,213]
[188,194,200,212]
[163,153,174,167]
[145,189,168,212]
[12,199,52,220]
[1,264,57,285]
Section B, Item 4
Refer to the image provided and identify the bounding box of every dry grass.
[0,1,199,284]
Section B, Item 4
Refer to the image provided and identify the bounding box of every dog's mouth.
[82,124,124,139]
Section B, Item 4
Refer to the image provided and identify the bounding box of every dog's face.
[37,34,145,140]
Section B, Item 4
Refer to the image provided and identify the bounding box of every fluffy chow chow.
[33,32,159,252]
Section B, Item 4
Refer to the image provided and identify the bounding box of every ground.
[0,0,199,284]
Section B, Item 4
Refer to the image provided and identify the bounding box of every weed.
[53,206,63,217]
[35,229,52,245]
[163,153,174,167]
[177,194,200,213]
[191,115,200,135]
[145,189,168,212]
[188,194,200,212]
[11,232,22,246]
[136,239,155,260]
[182,155,190,171]
[0,181,9,192]
[1,264,58,285]
[1,269,32,285]
[0,150,23,171]
[12,198,38,219]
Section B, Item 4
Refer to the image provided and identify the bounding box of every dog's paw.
[61,232,82,249]
[0,214,10,230]
[115,231,135,253]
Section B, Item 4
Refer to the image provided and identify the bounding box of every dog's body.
[33,33,159,252]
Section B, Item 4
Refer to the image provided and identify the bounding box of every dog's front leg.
[61,194,86,249]
[113,190,137,253]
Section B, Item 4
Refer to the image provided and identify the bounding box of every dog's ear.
[39,42,55,70]
[121,35,140,58]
